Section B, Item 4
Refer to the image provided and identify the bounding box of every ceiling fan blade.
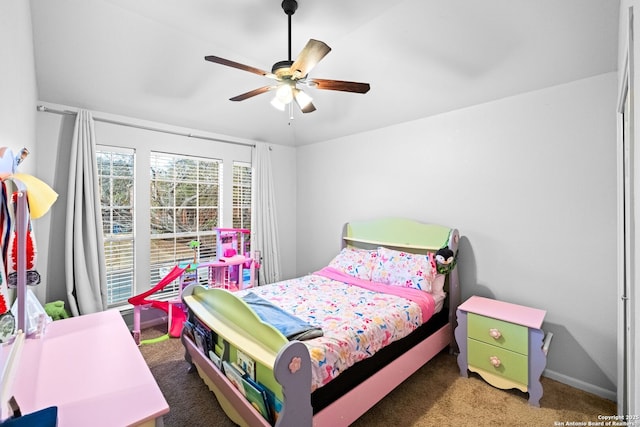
[309,78,371,94]
[229,86,274,101]
[205,55,270,77]
[290,39,331,79]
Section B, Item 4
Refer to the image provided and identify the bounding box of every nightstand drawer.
[468,312,528,354]
[467,338,528,385]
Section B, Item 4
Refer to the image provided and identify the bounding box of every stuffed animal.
[44,300,70,320]
[435,247,456,274]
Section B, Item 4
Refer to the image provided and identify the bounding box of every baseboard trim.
[120,307,168,331]
[543,369,617,402]
[140,316,168,330]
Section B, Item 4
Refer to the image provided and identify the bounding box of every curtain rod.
[36,105,256,148]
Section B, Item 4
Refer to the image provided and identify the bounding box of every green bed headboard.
[342,217,457,252]
[343,217,461,354]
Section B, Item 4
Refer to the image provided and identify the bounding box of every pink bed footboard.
[182,319,452,427]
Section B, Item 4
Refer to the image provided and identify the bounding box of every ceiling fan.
[205,0,370,114]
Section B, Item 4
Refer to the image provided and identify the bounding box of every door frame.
[617,5,636,416]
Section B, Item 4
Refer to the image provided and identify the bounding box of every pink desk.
[3,309,169,426]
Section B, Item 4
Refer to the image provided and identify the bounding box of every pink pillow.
[371,247,436,292]
[431,274,446,299]
[328,247,376,280]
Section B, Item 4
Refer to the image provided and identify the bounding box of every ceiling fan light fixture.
[293,88,313,109]
[275,83,294,104]
[270,97,286,111]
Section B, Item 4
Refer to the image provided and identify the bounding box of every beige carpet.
[138,326,616,426]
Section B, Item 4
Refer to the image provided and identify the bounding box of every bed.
[180,218,460,427]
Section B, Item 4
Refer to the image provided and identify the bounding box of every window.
[233,162,252,230]
[98,144,251,308]
[149,152,221,294]
[97,147,135,306]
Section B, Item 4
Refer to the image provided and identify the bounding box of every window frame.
[232,161,252,231]
[148,151,223,295]
[97,145,136,307]
[94,123,253,309]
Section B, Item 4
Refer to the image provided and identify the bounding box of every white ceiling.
[29,0,620,146]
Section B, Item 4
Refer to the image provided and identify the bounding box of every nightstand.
[454,296,551,407]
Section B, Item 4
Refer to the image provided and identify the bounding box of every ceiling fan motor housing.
[282,0,298,15]
[272,60,294,77]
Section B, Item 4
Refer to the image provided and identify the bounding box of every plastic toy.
[0,146,58,339]
[127,228,259,345]
[128,265,187,345]
[435,246,456,274]
[210,228,259,290]
[44,301,69,320]
[189,240,200,263]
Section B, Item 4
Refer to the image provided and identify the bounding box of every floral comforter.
[236,271,436,391]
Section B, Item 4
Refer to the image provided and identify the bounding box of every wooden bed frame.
[181,218,460,427]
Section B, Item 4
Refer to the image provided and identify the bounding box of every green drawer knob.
[489,356,501,367]
[489,328,502,339]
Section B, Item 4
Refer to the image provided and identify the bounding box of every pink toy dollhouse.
[128,227,258,345]
[177,228,257,291]
[202,227,257,291]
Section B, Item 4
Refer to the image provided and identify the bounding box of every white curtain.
[65,109,107,316]
[251,143,281,285]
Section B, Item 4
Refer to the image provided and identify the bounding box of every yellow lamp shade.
[11,173,58,219]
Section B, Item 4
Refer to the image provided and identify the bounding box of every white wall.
[0,0,37,158]
[0,1,40,306]
[297,72,618,399]
[268,143,297,280]
[34,105,298,304]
